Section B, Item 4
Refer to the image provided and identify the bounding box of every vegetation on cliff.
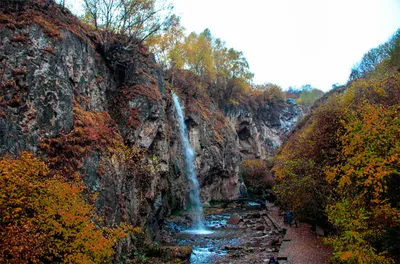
[273,29,400,263]
[0,1,163,262]
[6,0,399,263]
[0,152,127,263]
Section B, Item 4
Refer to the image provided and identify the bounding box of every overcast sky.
[69,0,400,91]
[172,0,400,91]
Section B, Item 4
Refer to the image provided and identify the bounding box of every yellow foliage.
[0,152,127,264]
[274,71,400,262]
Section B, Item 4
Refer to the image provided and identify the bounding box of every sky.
[171,0,400,91]
[69,0,400,91]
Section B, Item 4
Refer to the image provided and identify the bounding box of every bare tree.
[82,0,173,42]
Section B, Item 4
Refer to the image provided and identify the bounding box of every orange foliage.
[213,112,229,144]
[325,103,400,263]
[172,70,213,122]
[40,102,122,178]
[11,68,28,75]
[0,152,124,264]
[274,71,400,262]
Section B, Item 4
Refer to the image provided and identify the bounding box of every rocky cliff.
[0,4,301,245]
[227,98,302,160]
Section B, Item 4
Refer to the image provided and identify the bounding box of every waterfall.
[172,92,205,231]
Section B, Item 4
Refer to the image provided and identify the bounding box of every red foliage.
[125,107,142,128]
[1,0,102,46]
[40,102,122,178]
[121,84,162,102]
[96,75,104,83]
[42,47,55,55]
[11,68,28,75]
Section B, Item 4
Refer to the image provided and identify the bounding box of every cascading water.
[172,92,211,234]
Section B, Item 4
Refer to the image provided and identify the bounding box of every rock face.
[0,14,301,247]
[227,98,302,160]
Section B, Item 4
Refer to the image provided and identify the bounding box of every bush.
[0,152,125,264]
[273,72,400,262]
[325,103,400,263]
[240,159,273,197]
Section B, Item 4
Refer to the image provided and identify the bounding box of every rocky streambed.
[160,202,285,263]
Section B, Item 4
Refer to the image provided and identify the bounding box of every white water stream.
[172,92,212,234]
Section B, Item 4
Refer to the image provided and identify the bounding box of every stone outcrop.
[0,21,241,239]
[227,98,302,160]
[0,9,301,248]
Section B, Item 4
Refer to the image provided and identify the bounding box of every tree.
[273,92,343,221]
[325,103,400,263]
[0,152,125,263]
[253,83,286,102]
[146,14,185,67]
[82,0,174,42]
[296,87,324,110]
[388,28,400,70]
[348,29,400,81]
[274,69,400,263]
[240,159,273,196]
[349,44,391,81]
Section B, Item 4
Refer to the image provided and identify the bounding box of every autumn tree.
[273,64,400,262]
[146,14,185,67]
[240,159,274,197]
[253,83,286,102]
[0,152,126,263]
[273,92,343,221]
[154,28,253,105]
[296,86,324,111]
[325,103,400,263]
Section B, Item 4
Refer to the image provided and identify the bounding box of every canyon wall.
[0,19,301,241]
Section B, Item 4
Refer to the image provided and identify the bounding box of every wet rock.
[146,246,192,261]
[271,238,280,246]
[225,246,244,250]
[227,213,242,225]
[255,225,265,231]
[249,212,261,219]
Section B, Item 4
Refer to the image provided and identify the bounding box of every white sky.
[172,0,400,91]
[69,0,400,91]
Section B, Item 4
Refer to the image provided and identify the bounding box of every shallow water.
[182,229,215,235]
[164,203,282,263]
[190,246,227,264]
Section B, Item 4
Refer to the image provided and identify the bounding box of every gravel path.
[267,204,333,264]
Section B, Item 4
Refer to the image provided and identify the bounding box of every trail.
[266,203,333,264]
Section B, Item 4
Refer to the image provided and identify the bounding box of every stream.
[160,201,284,264]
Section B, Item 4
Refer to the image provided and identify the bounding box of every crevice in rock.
[238,126,251,141]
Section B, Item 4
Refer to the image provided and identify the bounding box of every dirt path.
[267,203,333,264]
